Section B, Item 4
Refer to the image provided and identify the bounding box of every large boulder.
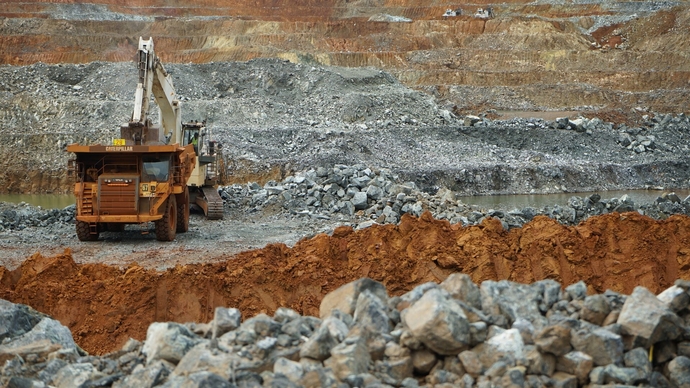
[52,363,105,388]
[0,317,77,356]
[239,313,282,338]
[656,285,690,312]
[480,280,548,330]
[353,289,390,333]
[534,324,572,356]
[440,273,481,309]
[142,322,202,365]
[402,288,470,355]
[556,350,593,385]
[570,326,624,366]
[320,278,388,318]
[274,357,304,382]
[472,328,526,369]
[323,336,371,380]
[668,356,690,388]
[617,286,684,348]
[211,307,242,339]
[173,343,236,379]
[300,322,340,361]
[352,191,368,210]
[525,345,556,376]
[0,299,45,343]
[580,294,611,326]
[0,299,78,357]
[112,360,173,388]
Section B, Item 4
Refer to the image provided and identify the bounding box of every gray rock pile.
[220,163,690,230]
[463,114,613,133]
[459,112,689,164]
[614,113,689,154]
[4,276,690,387]
[0,202,74,232]
[4,60,690,199]
[463,111,687,157]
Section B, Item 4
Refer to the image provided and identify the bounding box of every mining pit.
[1,0,690,379]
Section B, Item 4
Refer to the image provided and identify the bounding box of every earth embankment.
[2,211,689,355]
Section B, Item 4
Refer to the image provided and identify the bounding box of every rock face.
[402,287,470,355]
[2,55,690,197]
[1,0,689,118]
[4,277,690,387]
[617,286,684,348]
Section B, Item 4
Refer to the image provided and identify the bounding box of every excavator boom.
[128,37,182,145]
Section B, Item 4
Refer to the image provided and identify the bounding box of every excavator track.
[195,186,224,220]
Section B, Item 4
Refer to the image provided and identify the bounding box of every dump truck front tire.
[176,187,190,233]
[155,196,177,241]
[76,221,99,241]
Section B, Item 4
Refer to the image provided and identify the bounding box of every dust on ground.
[0,208,349,271]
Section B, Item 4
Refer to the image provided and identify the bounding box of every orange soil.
[2,211,690,355]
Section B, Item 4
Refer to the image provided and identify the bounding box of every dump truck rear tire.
[176,187,189,233]
[76,221,99,241]
[155,196,177,241]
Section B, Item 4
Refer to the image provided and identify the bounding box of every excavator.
[66,37,223,241]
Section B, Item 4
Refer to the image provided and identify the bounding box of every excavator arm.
[128,37,224,220]
[130,37,182,145]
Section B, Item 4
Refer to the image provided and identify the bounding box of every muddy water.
[460,189,690,210]
[0,194,74,209]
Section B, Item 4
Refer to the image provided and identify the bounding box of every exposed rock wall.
[1,0,688,113]
[2,59,689,195]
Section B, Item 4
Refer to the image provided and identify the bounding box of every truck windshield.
[142,155,170,181]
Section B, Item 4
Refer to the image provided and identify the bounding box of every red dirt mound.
[2,211,690,355]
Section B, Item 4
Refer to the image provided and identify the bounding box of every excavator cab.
[181,120,224,219]
[182,121,204,155]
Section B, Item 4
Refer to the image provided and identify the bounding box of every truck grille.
[97,176,139,215]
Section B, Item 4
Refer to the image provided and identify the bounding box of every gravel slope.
[1,59,690,196]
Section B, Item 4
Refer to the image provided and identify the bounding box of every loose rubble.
[3,276,690,387]
[219,163,690,230]
[2,60,690,197]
